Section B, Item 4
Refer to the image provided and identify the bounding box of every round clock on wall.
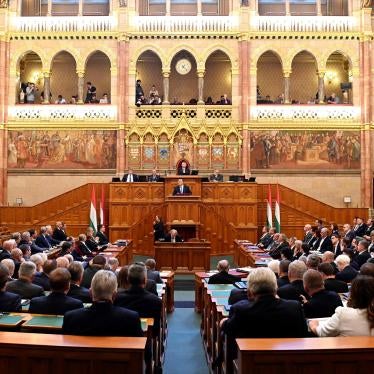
[175,59,192,75]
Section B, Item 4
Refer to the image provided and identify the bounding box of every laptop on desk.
[112,177,121,182]
[191,170,199,175]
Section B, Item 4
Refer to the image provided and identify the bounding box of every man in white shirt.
[172,179,191,195]
[122,169,139,182]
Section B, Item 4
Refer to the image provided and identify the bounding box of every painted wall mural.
[8,130,117,169]
[250,130,360,170]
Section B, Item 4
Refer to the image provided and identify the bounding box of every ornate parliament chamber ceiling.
[0,0,373,207]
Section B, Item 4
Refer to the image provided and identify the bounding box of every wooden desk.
[155,241,210,272]
[101,242,132,266]
[236,337,374,373]
[160,270,175,313]
[164,175,203,197]
[0,331,146,373]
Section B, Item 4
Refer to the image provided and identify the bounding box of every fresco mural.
[250,131,360,170]
[8,130,117,169]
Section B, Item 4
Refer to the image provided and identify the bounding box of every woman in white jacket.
[309,275,374,336]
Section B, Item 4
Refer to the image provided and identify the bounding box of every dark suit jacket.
[223,295,308,338]
[177,167,191,176]
[317,237,333,253]
[228,288,248,305]
[153,222,165,242]
[122,173,139,182]
[115,286,162,334]
[0,291,22,312]
[147,269,163,284]
[67,283,92,303]
[209,173,223,182]
[77,241,94,257]
[148,174,161,182]
[333,244,342,257]
[208,271,241,285]
[303,232,313,243]
[354,224,368,238]
[46,234,60,246]
[29,292,83,315]
[352,250,371,270]
[335,265,358,283]
[164,234,183,243]
[303,289,343,318]
[258,233,272,248]
[172,184,191,195]
[33,272,51,291]
[6,278,44,299]
[277,275,290,288]
[344,230,355,245]
[85,237,99,252]
[118,279,157,296]
[96,231,109,246]
[35,235,51,249]
[81,265,102,289]
[269,242,290,260]
[0,249,11,262]
[324,278,348,293]
[277,279,309,302]
[63,301,143,337]
[52,228,67,242]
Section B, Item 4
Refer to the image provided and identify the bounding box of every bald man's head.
[217,260,230,272]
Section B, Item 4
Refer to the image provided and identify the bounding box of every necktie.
[180,186,183,194]
[128,174,133,182]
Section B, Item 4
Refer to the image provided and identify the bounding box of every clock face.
[175,59,192,75]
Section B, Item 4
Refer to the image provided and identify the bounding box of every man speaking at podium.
[172,179,191,196]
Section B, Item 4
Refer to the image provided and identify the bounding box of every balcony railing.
[252,16,357,33]
[11,16,116,33]
[131,16,239,33]
[8,105,117,122]
[251,105,360,121]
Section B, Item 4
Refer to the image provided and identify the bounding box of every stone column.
[316,0,322,16]
[47,0,52,16]
[239,37,249,123]
[162,70,170,104]
[283,70,291,104]
[77,70,85,104]
[197,0,202,15]
[197,69,205,104]
[317,71,325,104]
[42,71,51,104]
[110,66,117,105]
[78,0,83,16]
[285,0,290,15]
[166,0,171,16]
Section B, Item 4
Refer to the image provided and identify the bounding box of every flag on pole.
[266,185,273,229]
[275,184,281,232]
[89,185,98,234]
[100,185,105,225]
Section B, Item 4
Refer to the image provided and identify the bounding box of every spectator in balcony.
[149,85,159,98]
[219,94,231,105]
[26,82,37,104]
[89,94,100,104]
[205,96,213,105]
[136,95,148,106]
[55,95,67,104]
[327,93,340,104]
[85,82,96,103]
[19,82,27,104]
[189,98,198,104]
[135,79,144,103]
[40,91,52,103]
[149,93,161,105]
[70,95,78,104]
[99,93,109,104]
[275,93,284,104]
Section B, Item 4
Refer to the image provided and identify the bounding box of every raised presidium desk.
[233,239,271,267]
[0,331,146,373]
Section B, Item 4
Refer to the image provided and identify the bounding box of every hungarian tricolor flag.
[100,185,105,225]
[275,184,281,232]
[89,185,98,234]
[266,184,273,229]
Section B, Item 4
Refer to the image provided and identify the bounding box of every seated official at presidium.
[172,179,191,195]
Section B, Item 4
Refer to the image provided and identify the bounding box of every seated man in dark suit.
[222,267,308,338]
[96,224,109,246]
[208,260,241,285]
[81,255,107,289]
[0,263,21,312]
[209,169,224,182]
[6,261,44,299]
[164,229,183,243]
[315,228,333,253]
[277,260,309,302]
[269,233,290,260]
[0,240,12,262]
[45,225,61,246]
[277,259,290,287]
[35,226,52,249]
[352,239,371,270]
[19,231,44,255]
[63,270,143,336]
[321,251,338,274]
[72,234,95,261]
[335,254,358,283]
[318,263,348,293]
[52,221,68,243]
[122,169,139,182]
[177,161,191,176]
[67,261,92,303]
[228,287,248,305]
[33,259,57,291]
[148,169,161,182]
[29,268,83,315]
[301,269,343,318]
[219,94,231,105]
[115,263,162,335]
[172,178,191,195]
[145,259,163,284]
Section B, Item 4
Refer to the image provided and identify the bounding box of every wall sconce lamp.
[325,71,337,84]
[343,196,351,208]
[15,197,23,207]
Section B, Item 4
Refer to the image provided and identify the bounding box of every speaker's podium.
[164,175,201,241]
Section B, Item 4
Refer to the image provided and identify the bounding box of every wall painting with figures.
[250,130,360,170]
[8,130,117,170]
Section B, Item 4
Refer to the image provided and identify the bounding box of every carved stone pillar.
[197,69,205,104]
[283,70,291,104]
[47,0,52,16]
[285,0,290,15]
[42,71,51,104]
[162,70,170,104]
[78,0,83,16]
[317,71,325,104]
[197,0,202,15]
[77,70,85,104]
[166,0,171,16]
[316,0,322,15]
